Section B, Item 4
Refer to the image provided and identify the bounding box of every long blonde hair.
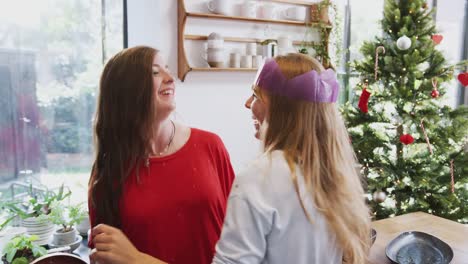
[258,53,371,263]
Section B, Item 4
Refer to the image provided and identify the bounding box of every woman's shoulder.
[189,127,225,146]
[234,151,290,192]
[241,150,288,173]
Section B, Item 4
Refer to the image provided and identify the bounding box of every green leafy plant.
[0,185,72,233]
[300,0,343,68]
[0,208,17,232]
[1,235,46,264]
[1,185,71,221]
[49,203,87,233]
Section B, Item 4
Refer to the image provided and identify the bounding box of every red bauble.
[431,89,439,98]
[458,72,468,86]
[431,34,443,45]
[400,134,414,145]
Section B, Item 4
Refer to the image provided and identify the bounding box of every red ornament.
[431,35,443,45]
[400,134,414,145]
[358,88,371,113]
[431,89,439,98]
[458,72,468,86]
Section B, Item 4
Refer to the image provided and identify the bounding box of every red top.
[89,128,235,264]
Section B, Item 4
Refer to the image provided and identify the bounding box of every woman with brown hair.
[88,46,235,264]
[212,54,371,264]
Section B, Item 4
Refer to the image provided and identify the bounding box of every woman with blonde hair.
[213,53,371,264]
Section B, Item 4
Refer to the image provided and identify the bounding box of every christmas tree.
[341,0,468,223]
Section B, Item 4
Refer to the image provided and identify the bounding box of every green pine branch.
[342,0,468,223]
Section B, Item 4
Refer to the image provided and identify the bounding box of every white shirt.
[213,150,343,264]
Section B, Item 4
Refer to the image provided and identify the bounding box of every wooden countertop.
[370,212,468,263]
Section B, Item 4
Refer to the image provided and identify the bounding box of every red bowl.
[31,253,87,264]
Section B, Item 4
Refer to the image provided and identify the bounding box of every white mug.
[283,6,306,21]
[208,39,224,48]
[206,48,224,62]
[241,0,257,18]
[230,53,241,68]
[263,42,278,58]
[246,42,257,55]
[240,55,253,68]
[207,0,232,16]
[252,55,263,68]
[259,3,276,19]
[201,48,225,67]
[277,36,292,49]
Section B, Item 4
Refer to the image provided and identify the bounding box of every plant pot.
[75,215,90,236]
[21,217,54,246]
[31,252,86,264]
[310,4,329,23]
[52,229,77,246]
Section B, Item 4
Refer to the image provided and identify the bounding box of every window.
[336,0,385,103]
[0,0,124,202]
[434,0,466,106]
[338,0,466,106]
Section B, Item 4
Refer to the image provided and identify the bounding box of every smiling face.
[152,53,176,120]
[245,86,268,140]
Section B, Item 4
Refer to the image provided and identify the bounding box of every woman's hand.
[89,224,167,264]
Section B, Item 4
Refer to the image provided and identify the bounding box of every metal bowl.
[386,231,453,264]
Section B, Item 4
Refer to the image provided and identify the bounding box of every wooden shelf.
[177,0,332,81]
[184,34,317,46]
[187,12,313,26]
[267,0,316,6]
[192,68,258,72]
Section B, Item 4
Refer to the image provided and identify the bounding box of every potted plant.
[310,0,333,24]
[300,0,343,68]
[2,185,71,219]
[48,203,87,247]
[1,235,46,264]
[1,185,72,245]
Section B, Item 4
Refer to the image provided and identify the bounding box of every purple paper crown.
[254,59,340,103]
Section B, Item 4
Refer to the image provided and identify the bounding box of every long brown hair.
[89,46,158,227]
[258,53,371,263]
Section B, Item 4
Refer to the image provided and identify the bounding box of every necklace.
[146,120,176,167]
[157,120,176,156]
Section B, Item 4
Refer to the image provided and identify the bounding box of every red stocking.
[358,88,371,113]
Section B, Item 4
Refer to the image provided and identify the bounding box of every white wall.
[127,0,276,171]
[127,0,320,170]
[126,0,466,171]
